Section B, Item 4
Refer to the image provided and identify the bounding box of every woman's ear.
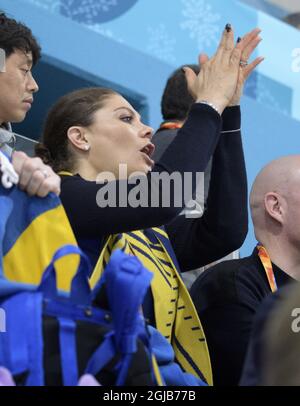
[67,127,90,151]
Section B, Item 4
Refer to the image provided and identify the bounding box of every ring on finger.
[38,168,49,179]
[239,60,248,68]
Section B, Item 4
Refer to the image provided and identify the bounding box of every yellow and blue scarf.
[90,226,213,385]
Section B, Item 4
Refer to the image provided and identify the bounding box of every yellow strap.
[58,171,74,177]
[257,244,277,293]
[151,355,164,386]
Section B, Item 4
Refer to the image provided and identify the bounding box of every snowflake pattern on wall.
[60,0,118,24]
[147,24,176,64]
[245,72,290,116]
[25,0,61,14]
[180,0,221,51]
[244,73,257,100]
[257,85,289,116]
[25,0,138,24]
[85,24,124,43]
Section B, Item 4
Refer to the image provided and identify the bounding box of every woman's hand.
[229,28,264,106]
[12,151,61,197]
[183,24,242,115]
[183,26,264,113]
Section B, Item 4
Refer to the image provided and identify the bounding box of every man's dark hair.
[0,11,41,65]
[283,12,300,30]
[161,64,200,121]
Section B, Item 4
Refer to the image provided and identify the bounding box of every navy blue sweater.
[60,104,247,271]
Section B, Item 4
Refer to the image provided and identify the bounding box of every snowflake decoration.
[147,24,176,64]
[257,84,289,116]
[244,72,258,100]
[60,0,118,24]
[25,0,61,14]
[180,0,221,51]
[85,24,124,43]
[257,73,290,116]
[245,72,289,116]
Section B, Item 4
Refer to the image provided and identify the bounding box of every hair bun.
[35,142,53,165]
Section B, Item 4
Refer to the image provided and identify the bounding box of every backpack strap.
[84,331,116,376]
[38,244,92,305]
[104,251,153,350]
[25,293,44,386]
[105,251,154,385]
[58,317,78,386]
[0,244,90,386]
[87,250,156,385]
[38,244,92,386]
[0,292,44,385]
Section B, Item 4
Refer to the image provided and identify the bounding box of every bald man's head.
[250,155,300,242]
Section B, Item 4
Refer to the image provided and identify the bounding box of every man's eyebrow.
[25,57,33,67]
[21,52,33,66]
[114,107,141,120]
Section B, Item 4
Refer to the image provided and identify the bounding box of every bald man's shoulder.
[190,250,270,311]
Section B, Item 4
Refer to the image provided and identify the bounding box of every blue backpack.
[0,152,162,385]
[0,245,162,386]
[0,151,205,387]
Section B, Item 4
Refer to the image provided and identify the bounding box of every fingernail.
[225,23,231,32]
[237,37,242,43]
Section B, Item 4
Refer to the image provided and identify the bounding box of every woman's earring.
[84,145,90,151]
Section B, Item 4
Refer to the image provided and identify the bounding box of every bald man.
[190,156,298,386]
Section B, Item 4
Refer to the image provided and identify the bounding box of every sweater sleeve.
[60,103,222,238]
[165,106,248,271]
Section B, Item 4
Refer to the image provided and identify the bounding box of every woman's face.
[86,94,155,178]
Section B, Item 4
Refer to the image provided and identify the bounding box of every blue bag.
[0,246,162,386]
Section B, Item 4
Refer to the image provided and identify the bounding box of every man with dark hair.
[154,65,201,161]
[0,12,60,197]
[161,64,200,123]
[0,11,41,66]
[283,12,300,30]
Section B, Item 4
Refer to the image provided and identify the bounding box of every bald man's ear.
[264,192,285,224]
